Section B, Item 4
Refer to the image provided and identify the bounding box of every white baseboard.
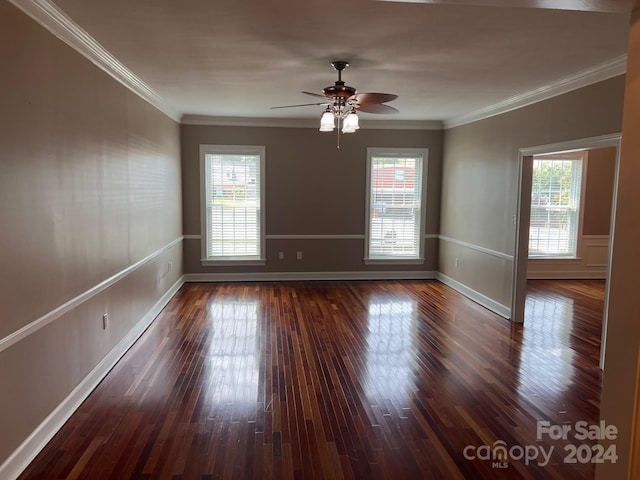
[437,273,511,319]
[184,271,438,282]
[527,271,607,280]
[0,276,185,480]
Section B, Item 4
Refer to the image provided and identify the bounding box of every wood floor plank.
[18,279,606,479]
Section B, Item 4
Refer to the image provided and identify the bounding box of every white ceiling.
[26,0,632,125]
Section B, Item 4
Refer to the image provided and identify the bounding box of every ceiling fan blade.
[270,102,328,109]
[352,93,398,105]
[302,91,329,99]
[356,103,399,114]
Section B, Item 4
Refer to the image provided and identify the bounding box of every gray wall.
[583,147,616,236]
[0,1,182,467]
[181,125,443,275]
[440,75,626,311]
[598,3,640,476]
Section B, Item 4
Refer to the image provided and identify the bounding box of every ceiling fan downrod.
[332,61,349,79]
[324,61,356,99]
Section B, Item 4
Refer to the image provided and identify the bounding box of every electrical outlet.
[279,251,284,260]
[168,261,173,272]
[102,313,108,330]
[297,251,303,260]
[455,258,459,268]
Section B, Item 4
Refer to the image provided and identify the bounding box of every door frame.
[511,133,621,370]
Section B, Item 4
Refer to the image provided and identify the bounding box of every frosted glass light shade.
[341,111,359,133]
[319,110,335,131]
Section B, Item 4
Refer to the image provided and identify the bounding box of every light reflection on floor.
[205,299,260,406]
[364,295,418,407]
[518,290,578,402]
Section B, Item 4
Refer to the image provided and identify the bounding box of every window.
[200,145,265,265]
[365,148,428,263]
[528,153,584,258]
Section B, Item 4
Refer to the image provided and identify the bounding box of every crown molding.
[181,115,318,128]
[360,119,443,130]
[8,0,181,122]
[375,0,632,14]
[9,0,626,131]
[444,54,628,129]
[181,114,443,130]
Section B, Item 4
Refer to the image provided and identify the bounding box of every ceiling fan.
[271,61,399,138]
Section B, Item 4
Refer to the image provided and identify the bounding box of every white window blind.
[366,149,427,261]
[201,146,265,263]
[529,154,584,258]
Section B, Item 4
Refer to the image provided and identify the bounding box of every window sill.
[528,256,581,262]
[201,258,267,267]
[364,258,425,265]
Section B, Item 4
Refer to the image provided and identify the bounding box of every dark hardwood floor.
[19,279,606,479]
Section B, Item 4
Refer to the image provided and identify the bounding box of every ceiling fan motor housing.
[323,83,357,100]
[270,59,397,114]
[323,60,357,100]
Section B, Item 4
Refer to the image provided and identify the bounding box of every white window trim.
[199,144,266,266]
[364,147,428,265]
[528,151,587,261]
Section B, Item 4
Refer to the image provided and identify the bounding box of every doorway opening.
[512,134,621,370]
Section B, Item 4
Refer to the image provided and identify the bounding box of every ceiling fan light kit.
[319,108,336,132]
[342,110,360,133]
[272,61,397,146]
